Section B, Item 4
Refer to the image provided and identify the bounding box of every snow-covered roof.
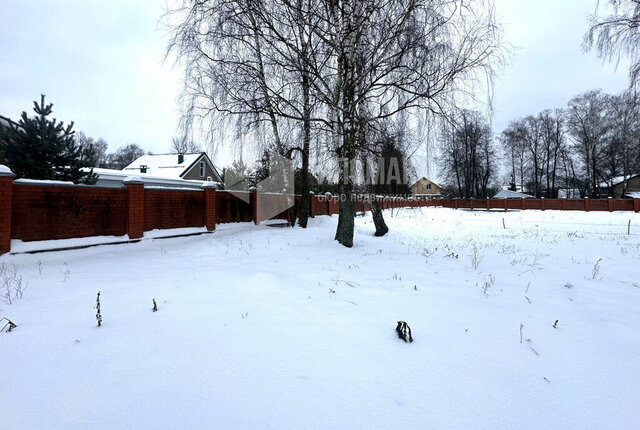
[91,167,211,188]
[599,174,639,188]
[493,189,534,199]
[123,152,221,180]
[123,153,215,179]
[626,192,640,199]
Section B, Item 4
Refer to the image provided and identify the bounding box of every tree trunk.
[297,4,311,228]
[370,196,389,236]
[335,183,355,247]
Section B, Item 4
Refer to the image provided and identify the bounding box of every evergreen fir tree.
[0,95,97,183]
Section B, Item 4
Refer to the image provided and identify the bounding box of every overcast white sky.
[0,0,632,166]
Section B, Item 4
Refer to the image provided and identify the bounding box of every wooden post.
[124,176,145,239]
[504,199,508,212]
[454,198,458,209]
[522,197,526,210]
[540,197,545,211]
[470,198,474,211]
[634,198,640,213]
[608,196,613,212]
[202,183,217,231]
[584,196,590,212]
[486,197,490,211]
[562,198,567,210]
[250,187,259,225]
[0,165,14,255]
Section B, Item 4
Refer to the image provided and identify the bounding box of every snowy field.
[2,207,640,429]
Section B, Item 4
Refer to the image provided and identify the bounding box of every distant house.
[493,189,534,199]
[599,174,640,198]
[410,177,441,197]
[91,152,223,190]
[91,167,216,190]
[123,152,222,182]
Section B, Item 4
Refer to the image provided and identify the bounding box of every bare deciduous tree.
[566,90,610,197]
[170,136,201,154]
[167,0,505,247]
[440,110,497,198]
[585,0,640,89]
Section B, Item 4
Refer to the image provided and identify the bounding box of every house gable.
[180,153,222,182]
[123,152,222,182]
[410,177,441,195]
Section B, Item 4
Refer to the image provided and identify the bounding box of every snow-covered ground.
[1,208,639,429]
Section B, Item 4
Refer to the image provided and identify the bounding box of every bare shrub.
[1,264,28,305]
[470,244,484,270]
[591,258,603,280]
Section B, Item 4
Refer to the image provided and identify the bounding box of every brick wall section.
[255,193,290,223]
[125,182,144,239]
[215,191,252,223]
[11,184,127,242]
[0,174,13,254]
[330,197,339,215]
[143,189,204,231]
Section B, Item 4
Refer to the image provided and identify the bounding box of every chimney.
[140,165,147,174]
[178,153,184,164]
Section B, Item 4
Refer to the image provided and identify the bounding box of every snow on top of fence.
[201,181,220,189]
[144,185,203,192]
[123,176,144,184]
[14,178,76,186]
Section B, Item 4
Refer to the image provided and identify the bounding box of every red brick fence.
[1,165,638,255]
[0,168,428,255]
[438,196,640,212]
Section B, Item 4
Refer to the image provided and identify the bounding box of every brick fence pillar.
[202,183,217,231]
[608,196,613,212]
[541,197,545,211]
[124,177,145,239]
[0,166,15,255]
[584,196,590,212]
[635,198,640,213]
[250,187,259,225]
